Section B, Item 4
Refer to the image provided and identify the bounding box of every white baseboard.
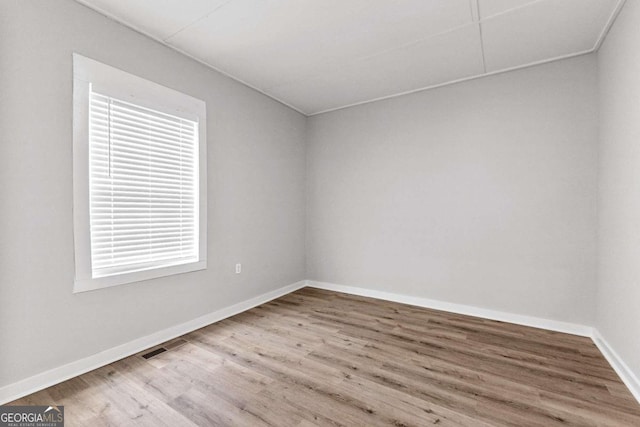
[592,329,640,404]
[307,281,593,337]
[0,280,306,405]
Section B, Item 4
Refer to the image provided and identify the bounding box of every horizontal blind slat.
[93,241,195,256]
[92,94,196,129]
[91,176,193,190]
[94,136,194,161]
[91,143,194,164]
[93,157,195,176]
[91,108,196,137]
[92,166,194,182]
[94,130,194,158]
[93,235,194,248]
[91,183,195,195]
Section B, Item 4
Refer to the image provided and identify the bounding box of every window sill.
[73,260,207,293]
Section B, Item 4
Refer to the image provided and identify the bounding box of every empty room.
[2,0,640,425]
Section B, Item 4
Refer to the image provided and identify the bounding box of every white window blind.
[88,89,199,278]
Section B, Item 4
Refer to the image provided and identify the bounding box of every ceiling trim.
[309,48,594,116]
[74,0,309,116]
[593,0,628,51]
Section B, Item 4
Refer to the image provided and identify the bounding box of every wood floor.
[10,288,640,426]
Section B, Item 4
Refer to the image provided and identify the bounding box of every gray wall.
[307,55,599,325]
[597,0,640,380]
[0,1,306,387]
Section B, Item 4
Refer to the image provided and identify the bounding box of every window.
[73,54,206,292]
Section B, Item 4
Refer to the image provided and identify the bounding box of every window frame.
[72,53,207,293]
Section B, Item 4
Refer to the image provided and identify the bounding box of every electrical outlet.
[235,263,242,274]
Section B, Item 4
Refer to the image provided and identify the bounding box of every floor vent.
[141,347,167,359]
[140,339,189,360]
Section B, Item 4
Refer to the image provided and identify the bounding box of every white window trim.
[72,53,207,293]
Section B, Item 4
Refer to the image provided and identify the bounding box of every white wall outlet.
[235,263,242,274]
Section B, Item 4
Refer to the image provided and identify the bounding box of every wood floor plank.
[8,288,640,426]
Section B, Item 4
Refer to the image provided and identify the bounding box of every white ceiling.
[77,0,624,115]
